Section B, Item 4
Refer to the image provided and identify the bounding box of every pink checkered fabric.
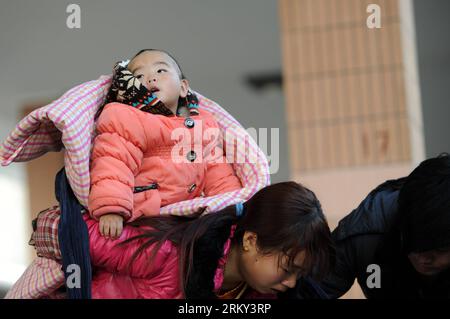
[6,207,72,299]
[4,257,65,299]
[29,206,62,261]
[0,75,270,215]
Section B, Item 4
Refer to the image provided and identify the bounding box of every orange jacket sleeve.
[88,103,148,221]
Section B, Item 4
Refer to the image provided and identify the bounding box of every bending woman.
[34,181,335,299]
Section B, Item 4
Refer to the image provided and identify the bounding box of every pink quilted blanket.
[0,75,270,214]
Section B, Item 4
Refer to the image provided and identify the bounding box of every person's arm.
[282,234,360,299]
[313,236,360,298]
[88,103,147,222]
[285,233,381,299]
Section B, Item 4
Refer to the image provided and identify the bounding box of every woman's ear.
[242,231,258,252]
[180,79,189,98]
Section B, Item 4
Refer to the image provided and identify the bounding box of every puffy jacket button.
[188,183,197,193]
[187,150,197,162]
[184,117,195,129]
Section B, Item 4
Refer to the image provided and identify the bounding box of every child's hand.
[99,214,124,239]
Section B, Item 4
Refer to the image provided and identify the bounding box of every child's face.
[128,51,189,112]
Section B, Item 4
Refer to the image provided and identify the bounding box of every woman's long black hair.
[120,182,335,296]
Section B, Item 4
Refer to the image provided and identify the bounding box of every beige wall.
[279,0,411,172]
[279,0,423,298]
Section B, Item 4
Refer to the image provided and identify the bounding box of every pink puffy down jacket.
[86,216,182,298]
[88,103,242,222]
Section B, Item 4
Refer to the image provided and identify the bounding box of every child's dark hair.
[133,49,186,80]
[120,181,335,296]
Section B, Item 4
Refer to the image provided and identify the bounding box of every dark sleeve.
[283,234,381,299]
[282,236,358,299]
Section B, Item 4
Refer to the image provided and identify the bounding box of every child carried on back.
[89,49,242,239]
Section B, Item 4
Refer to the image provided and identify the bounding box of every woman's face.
[238,232,305,295]
[408,247,450,276]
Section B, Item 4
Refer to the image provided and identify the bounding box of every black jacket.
[286,178,450,299]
